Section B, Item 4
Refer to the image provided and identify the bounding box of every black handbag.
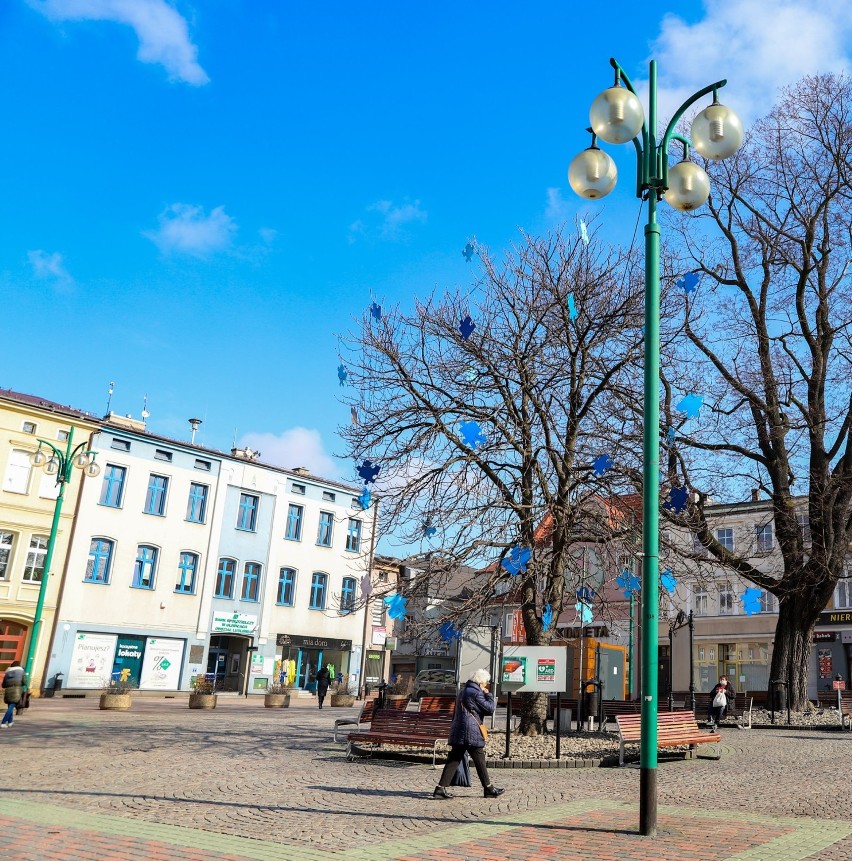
[450,751,471,787]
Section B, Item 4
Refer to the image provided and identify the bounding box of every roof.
[0,388,100,423]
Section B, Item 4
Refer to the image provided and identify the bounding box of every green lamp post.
[568,58,742,836]
[23,427,100,685]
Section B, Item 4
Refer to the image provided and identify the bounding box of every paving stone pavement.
[3,696,852,860]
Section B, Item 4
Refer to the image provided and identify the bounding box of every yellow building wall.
[0,395,99,690]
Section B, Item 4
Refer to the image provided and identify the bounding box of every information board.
[499,646,567,693]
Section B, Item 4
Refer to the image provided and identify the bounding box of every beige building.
[0,389,100,688]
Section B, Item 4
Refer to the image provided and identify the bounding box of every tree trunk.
[517,691,548,736]
[769,596,815,711]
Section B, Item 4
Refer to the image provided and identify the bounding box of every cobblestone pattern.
[3,697,852,860]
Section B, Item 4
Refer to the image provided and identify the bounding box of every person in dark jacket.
[2,660,25,728]
[315,665,331,709]
[433,669,504,799]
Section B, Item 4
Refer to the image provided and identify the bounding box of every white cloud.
[145,203,237,258]
[259,227,278,245]
[239,428,339,478]
[31,0,209,85]
[28,249,74,291]
[643,0,852,127]
[545,187,571,223]
[349,198,428,241]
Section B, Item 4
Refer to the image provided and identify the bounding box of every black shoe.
[432,786,453,800]
[484,785,504,798]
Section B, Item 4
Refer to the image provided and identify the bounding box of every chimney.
[292,467,311,476]
[751,489,759,503]
[231,447,261,462]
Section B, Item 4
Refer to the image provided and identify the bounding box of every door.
[0,621,27,684]
[207,647,227,689]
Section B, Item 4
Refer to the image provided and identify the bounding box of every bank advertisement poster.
[139,638,185,690]
[68,632,118,688]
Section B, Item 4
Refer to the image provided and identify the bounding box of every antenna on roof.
[189,417,202,445]
[141,394,150,422]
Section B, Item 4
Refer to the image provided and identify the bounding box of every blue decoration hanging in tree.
[384,593,408,620]
[462,242,475,262]
[740,587,762,615]
[439,620,462,642]
[666,426,676,444]
[501,545,532,577]
[542,603,553,632]
[356,459,381,484]
[616,569,641,598]
[592,453,613,477]
[575,602,593,624]
[580,219,589,246]
[676,271,700,294]
[424,520,437,538]
[677,392,703,419]
[567,293,578,321]
[665,486,690,514]
[357,485,371,510]
[370,302,382,322]
[337,364,347,387]
[459,420,487,449]
[459,315,476,340]
[661,568,677,595]
[576,586,596,603]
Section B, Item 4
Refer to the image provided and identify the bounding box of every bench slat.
[615,710,722,766]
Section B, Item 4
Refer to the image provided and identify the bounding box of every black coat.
[316,668,331,693]
[447,681,495,748]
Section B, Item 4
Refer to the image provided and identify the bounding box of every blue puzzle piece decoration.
[439,620,462,642]
[592,453,613,477]
[337,364,347,387]
[459,420,487,449]
[661,568,677,595]
[384,593,408,620]
[357,485,371,510]
[501,545,532,577]
[740,587,762,616]
[459,315,476,340]
[462,242,475,262]
[356,459,381,484]
[676,271,700,294]
[576,586,596,603]
[360,572,372,600]
[665,486,690,514]
[666,426,676,444]
[575,602,593,624]
[424,521,437,538]
[616,569,641,598]
[370,301,382,322]
[542,603,553,632]
[464,368,477,383]
[677,392,703,419]
[567,293,578,321]
[580,219,589,246]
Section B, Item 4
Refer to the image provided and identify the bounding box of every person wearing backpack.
[2,661,25,728]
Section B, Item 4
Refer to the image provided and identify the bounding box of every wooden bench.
[817,691,852,729]
[418,695,456,714]
[615,711,721,767]
[333,695,407,742]
[346,709,454,767]
[682,691,753,729]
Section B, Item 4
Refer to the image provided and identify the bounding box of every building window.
[716,528,734,553]
[241,562,261,601]
[110,438,131,451]
[132,545,158,589]
[277,567,296,606]
[154,449,173,462]
[86,539,113,584]
[719,582,735,615]
[317,511,333,547]
[285,504,303,541]
[23,535,48,582]
[144,474,169,515]
[57,429,69,442]
[797,512,811,544]
[755,522,773,553]
[99,464,126,508]
[0,531,13,580]
[346,519,362,553]
[22,421,36,434]
[760,590,778,613]
[835,574,852,610]
[237,493,258,531]
[3,449,32,494]
[309,572,328,609]
[215,558,236,599]
[186,483,208,523]
[291,482,306,495]
[322,490,336,502]
[693,587,709,617]
[341,576,356,613]
[194,458,211,471]
[175,552,198,594]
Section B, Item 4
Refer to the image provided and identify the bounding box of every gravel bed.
[485,731,619,761]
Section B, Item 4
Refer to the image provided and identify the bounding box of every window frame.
[755,522,774,553]
[99,464,127,508]
[345,518,362,553]
[285,503,303,541]
[0,531,13,580]
[186,482,209,523]
[22,534,48,583]
[241,561,262,602]
[309,572,328,610]
[716,528,734,553]
[277,567,296,606]
[144,474,169,516]
[718,582,736,615]
[175,551,199,594]
[132,544,159,590]
[3,448,32,495]
[215,557,236,599]
[237,492,259,531]
[86,538,114,584]
[317,511,334,547]
[341,576,356,613]
[692,586,709,617]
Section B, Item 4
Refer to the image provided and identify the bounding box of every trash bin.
[557,707,573,733]
[44,672,63,698]
[584,689,600,722]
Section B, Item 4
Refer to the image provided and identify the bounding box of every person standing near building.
[432,668,504,799]
[708,675,733,729]
[316,665,331,709]
[2,661,25,728]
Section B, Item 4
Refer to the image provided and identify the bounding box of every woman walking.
[433,669,504,799]
[315,665,331,709]
[2,660,25,728]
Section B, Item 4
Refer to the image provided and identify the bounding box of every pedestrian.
[2,660,25,728]
[432,668,504,800]
[316,665,331,709]
[708,675,732,729]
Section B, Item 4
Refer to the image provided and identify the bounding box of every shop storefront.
[276,633,352,691]
[813,611,852,695]
[208,612,258,692]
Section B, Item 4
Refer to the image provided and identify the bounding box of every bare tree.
[340,228,644,732]
[660,74,852,708]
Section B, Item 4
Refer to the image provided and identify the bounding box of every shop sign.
[276,633,353,650]
[814,631,836,642]
[371,626,387,646]
[212,612,258,636]
[817,610,852,626]
[250,654,265,675]
[112,635,146,685]
[139,638,184,690]
[67,632,118,689]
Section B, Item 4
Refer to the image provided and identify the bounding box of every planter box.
[188,693,217,710]
[99,693,132,711]
[264,693,291,708]
[330,693,356,708]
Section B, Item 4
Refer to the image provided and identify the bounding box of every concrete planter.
[99,693,132,711]
[330,693,356,707]
[263,693,291,708]
[188,693,217,710]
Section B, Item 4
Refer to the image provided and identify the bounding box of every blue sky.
[2,0,851,486]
